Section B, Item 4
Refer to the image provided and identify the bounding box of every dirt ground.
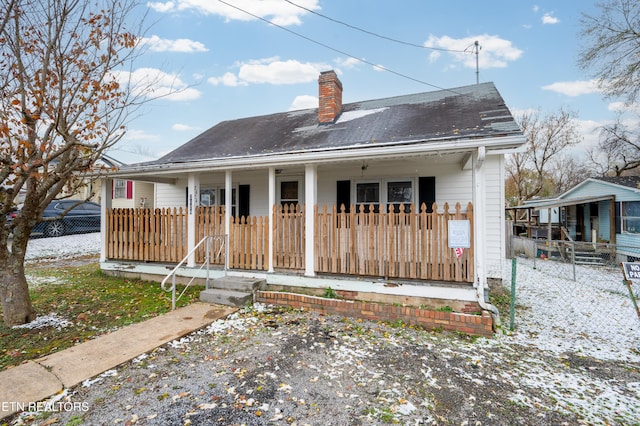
[12,304,640,426]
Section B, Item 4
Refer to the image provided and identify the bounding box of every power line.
[284,0,467,53]
[216,0,465,94]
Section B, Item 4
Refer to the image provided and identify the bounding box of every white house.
[99,71,525,320]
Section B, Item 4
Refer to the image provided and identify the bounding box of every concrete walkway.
[0,303,237,420]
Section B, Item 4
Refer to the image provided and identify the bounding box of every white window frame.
[277,178,303,206]
[113,179,127,199]
[354,178,416,213]
[621,201,640,234]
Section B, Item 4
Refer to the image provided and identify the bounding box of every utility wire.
[217,0,464,94]
[284,0,467,53]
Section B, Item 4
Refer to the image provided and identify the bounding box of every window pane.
[623,201,640,233]
[281,181,298,201]
[387,181,412,203]
[114,179,126,199]
[356,182,379,203]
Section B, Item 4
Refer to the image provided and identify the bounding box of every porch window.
[387,180,412,212]
[200,188,216,206]
[220,188,237,217]
[356,182,380,213]
[622,201,640,234]
[280,181,299,206]
[113,179,132,199]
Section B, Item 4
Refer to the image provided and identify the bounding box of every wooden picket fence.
[315,202,474,282]
[106,202,473,282]
[106,207,187,263]
[273,204,305,270]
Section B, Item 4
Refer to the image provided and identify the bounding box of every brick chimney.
[318,70,343,124]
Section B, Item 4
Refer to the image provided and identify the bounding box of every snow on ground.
[502,257,640,363]
[23,232,100,262]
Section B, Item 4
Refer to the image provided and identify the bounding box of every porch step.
[574,251,605,265]
[200,289,253,307]
[209,276,266,292]
[199,277,266,308]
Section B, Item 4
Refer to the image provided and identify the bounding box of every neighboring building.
[99,71,525,323]
[513,176,640,259]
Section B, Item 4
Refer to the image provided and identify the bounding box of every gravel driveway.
[11,236,640,425]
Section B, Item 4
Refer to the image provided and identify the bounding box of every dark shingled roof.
[594,176,640,190]
[149,81,521,166]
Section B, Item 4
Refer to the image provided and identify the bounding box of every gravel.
[9,236,640,425]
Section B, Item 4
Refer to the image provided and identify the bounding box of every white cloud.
[115,67,202,101]
[209,58,331,87]
[140,35,208,53]
[147,0,320,26]
[425,34,522,69]
[147,1,175,13]
[542,13,559,24]
[289,95,317,111]
[532,5,539,13]
[121,129,159,141]
[334,57,361,69]
[172,123,199,131]
[541,80,601,97]
[373,64,386,72]
[208,72,247,87]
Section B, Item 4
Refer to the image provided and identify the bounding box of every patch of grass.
[0,263,201,370]
[436,305,453,312]
[322,287,338,299]
[489,284,512,318]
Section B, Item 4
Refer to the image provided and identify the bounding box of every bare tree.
[505,109,581,205]
[549,156,594,194]
[587,116,640,176]
[0,0,148,326]
[578,0,640,104]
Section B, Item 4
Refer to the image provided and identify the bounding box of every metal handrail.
[160,234,227,310]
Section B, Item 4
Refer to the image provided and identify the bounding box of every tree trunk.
[0,232,36,327]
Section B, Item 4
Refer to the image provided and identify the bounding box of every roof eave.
[106,134,525,180]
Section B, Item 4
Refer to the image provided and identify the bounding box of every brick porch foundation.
[256,291,494,337]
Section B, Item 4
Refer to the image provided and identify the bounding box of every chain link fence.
[503,237,640,347]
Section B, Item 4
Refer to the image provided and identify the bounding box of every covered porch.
[103,201,474,283]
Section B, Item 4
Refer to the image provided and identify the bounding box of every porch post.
[225,171,232,260]
[268,167,275,273]
[99,177,112,263]
[187,173,200,267]
[472,147,486,289]
[304,164,317,277]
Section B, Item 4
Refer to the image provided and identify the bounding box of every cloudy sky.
[110,0,620,162]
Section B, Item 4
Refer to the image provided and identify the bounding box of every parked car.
[32,200,101,237]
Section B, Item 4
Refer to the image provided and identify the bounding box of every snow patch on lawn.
[12,313,72,331]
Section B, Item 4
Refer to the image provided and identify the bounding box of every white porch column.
[99,177,112,263]
[187,173,200,267]
[304,164,317,276]
[225,171,232,264]
[268,167,275,273]
[472,146,486,289]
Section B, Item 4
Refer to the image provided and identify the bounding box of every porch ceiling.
[105,144,495,182]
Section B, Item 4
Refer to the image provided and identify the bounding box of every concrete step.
[200,289,253,307]
[209,276,266,292]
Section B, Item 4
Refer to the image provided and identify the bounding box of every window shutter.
[239,185,250,218]
[336,180,350,213]
[126,180,133,199]
[615,201,621,234]
[418,177,436,212]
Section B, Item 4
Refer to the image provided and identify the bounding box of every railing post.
[171,274,176,311]
[205,236,211,290]
[571,241,576,281]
